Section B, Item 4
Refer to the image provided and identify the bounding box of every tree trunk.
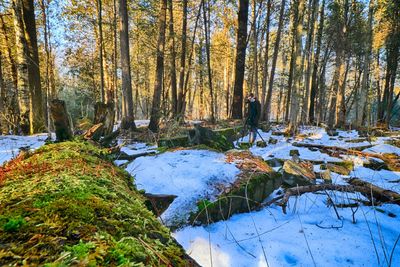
[177,0,187,118]
[168,0,178,117]
[97,0,105,103]
[22,0,45,133]
[265,0,285,123]
[149,0,167,132]
[231,0,249,119]
[202,0,215,122]
[12,0,30,135]
[301,0,319,123]
[355,0,374,127]
[0,51,6,134]
[252,0,260,99]
[288,0,306,135]
[113,0,119,121]
[119,0,136,130]
[309,0,325,123]
[50,99,73,142]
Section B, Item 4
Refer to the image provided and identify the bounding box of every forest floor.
[1,124,400,266]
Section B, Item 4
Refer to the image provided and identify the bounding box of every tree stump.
[50,99,73,141]
[188,124,234,151]
[92,102,115,141]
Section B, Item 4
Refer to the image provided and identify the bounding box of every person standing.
[246,93,261,145]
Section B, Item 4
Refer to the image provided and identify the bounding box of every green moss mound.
[0,141,189,266]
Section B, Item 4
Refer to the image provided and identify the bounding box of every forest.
[0,0,398,134]
[0,0,400,266]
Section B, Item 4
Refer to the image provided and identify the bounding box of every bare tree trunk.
[22,0,44,133]
[265,0,285,123]
[113,0,119,120]
[260,0,271,120]
[202,0,215,122]
[0,51,6,134]
[168,0,178,117]
[12,0,30,134]
[328,0,349,129]
[355,0,374,127]
[40,0,52,136]
[97,0,105,103]
[252,0,260,99]
[309,0,325,123]
[149,0,167,132]
[301,0,318,123]
[177,0,187,118]
[231,0,249,119]
[288,0,306,135]
[119,0,136,130]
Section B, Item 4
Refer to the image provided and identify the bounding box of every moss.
[0,141,188,266]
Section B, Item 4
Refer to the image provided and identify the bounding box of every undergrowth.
[0,141,187,266]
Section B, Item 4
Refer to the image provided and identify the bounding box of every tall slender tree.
[119,0,136,130]
[265,0,285,123]
[231,0,249,119]
[149,0,167,132]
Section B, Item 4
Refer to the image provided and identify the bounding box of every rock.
[144,193,177,215]
[268,137,278,144]
[190,151,282,224]
[238,142,252,149]
[320,162,352,175]
[318,170,332,183]
[265,157,284,167]
[363,158,389,170]
[256,140,267,147]
[327,129,339,136]
[188,124,234,151]
[157,135,189,148]
[289,149,300,156]
[282,160,316,186]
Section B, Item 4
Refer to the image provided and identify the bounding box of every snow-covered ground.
[2,125,400,266]
[0,134,49,165]
[174,194,400,267]
[126,149,240,226]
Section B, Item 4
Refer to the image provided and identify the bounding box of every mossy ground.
[0,141,188,266]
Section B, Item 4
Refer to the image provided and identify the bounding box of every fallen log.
[346,178,400,205]
[114,151,156,161]
[83,123,103,140]
[293,142,400,171]
[267,182,400,214]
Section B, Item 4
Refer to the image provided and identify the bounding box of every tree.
[149,0,167,132]
[231,0,249,119]
[203,0,215,122]
[177,0,187,119]
[22,0,45,132]
[288,0,306,134]
[119,0,136,130]
[265,0,285,123]
[309,0,325,123]
[168,0,178,117]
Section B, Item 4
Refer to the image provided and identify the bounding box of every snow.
[2,126,400,267]
[363,144,400,156]
[0,134,49,165]
[351,166,400,194]
[174,194,400,267]
[126,149,240,226]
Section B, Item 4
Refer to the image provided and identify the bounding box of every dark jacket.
[246,98,261,127]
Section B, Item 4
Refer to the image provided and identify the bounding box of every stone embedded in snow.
[320,162,352,175]
[282,160,316,186]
